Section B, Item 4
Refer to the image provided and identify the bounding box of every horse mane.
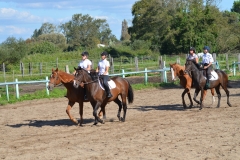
[57,70,75,83]
[170,63,185,76]
[75,67,99,81]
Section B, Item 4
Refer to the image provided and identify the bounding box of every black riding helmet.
[81,51,89,57]
[101,51,108,56]
[189,47,196,53]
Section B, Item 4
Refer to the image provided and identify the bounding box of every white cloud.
[0,8,42,23]
[0,25,29,35]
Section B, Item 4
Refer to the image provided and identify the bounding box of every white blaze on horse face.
[171,68,175,81]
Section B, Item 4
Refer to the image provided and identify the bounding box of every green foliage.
[231,0,240,13]
[29,41,59,54]
[0,37,27,66]
[36,33,67,50]
[130,0,239,54]
[60,14,114,50]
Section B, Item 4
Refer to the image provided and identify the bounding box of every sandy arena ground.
[0,84,240,160]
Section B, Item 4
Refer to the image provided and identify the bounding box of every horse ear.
[52,68,54,72]
[74,67,77,70]
[56,68,58,72]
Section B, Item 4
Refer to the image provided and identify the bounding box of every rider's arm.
[103,66,109,75]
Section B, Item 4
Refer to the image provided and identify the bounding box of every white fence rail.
[0,67,170,101]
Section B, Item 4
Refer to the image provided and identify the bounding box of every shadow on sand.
[6,118,95,128]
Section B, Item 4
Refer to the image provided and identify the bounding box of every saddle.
[98,76,116,90]
[203,70,218,81]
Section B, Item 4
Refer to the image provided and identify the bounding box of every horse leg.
[66,101,78,124]
[121,94,127,122]
[215,85,221,108]
[210,88,215,104]
[114,97,123,121]
[199,89,204,110]
[78,102,83,126]
[221,84,232,107]
[92,102,104,125]
[187,91,193,109]
[182,88,188,109]
[193,88,200,104]
[98,104,106,120]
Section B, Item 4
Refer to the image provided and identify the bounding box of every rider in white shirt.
[202,46,214,88]
[96,51,112,98]
[77,51,92,100]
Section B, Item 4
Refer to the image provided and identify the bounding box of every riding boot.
[205,79,210,89]
[105,86,112,98]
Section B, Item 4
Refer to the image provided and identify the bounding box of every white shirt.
[78,59,92,69]
[202,53,214,64]
[98,59,110,75]
[187,53,198,60]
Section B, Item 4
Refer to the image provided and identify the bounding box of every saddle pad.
[99,80,116,90]
[204,70,218,81]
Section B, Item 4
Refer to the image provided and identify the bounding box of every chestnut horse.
[170,63,215,109]
[73,67,134,125]
[184,60,232,109]
[47,68,89,126]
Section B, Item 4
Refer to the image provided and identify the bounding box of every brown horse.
[170,63,215,109]
[73,67,134,125]
[184,60,232,109]
[47,68,89,126]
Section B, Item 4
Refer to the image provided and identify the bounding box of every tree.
[120,19,130,41]
[231,0,240,13]
[32,22,57,38]
[60,14,114,50]
[129,0,231,54]
[0,37,27,66]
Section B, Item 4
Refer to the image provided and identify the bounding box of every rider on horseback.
[76,51,92,100]
[96,51,113,98]
[187,47,199,63]
[201,46,214,89]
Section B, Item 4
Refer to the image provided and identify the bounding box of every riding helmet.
[81,51,89,57]
[101,51,108,56]
[189,47,196,53]
[203,46,210,51]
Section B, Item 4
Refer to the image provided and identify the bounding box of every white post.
[15,79,19,99]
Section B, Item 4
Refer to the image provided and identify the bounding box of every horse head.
[184,59,198,75]
[73,67,92,88]
[169,63,186,81]
[48,68,61,90]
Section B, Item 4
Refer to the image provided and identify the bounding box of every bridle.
[75,69,98,85]
[49,72,62,87]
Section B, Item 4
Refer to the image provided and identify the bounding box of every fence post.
[3,63,5,80]
[226,53,229,70]
[110,57,114,74]
[15,79,19,99]
[29,62,32,76]
[122,69,125,78]
[159,56,162,69]
[46,76,49,96]
[233,61,236,76]
[65,65,69,73]
[135,57,139,71]
[56,58,58,68]
[20,62,24,77]
[39,63,42,76]
[161,61,167,82]
[238,54,240,71]
[144,68,148,85]
[6,83,9,101]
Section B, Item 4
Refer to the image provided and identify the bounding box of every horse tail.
[127,81,134,104]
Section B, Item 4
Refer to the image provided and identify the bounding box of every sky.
[0,0,236,43]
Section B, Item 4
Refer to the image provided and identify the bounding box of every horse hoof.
[93,122,98,125]
[199,108,202,110]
